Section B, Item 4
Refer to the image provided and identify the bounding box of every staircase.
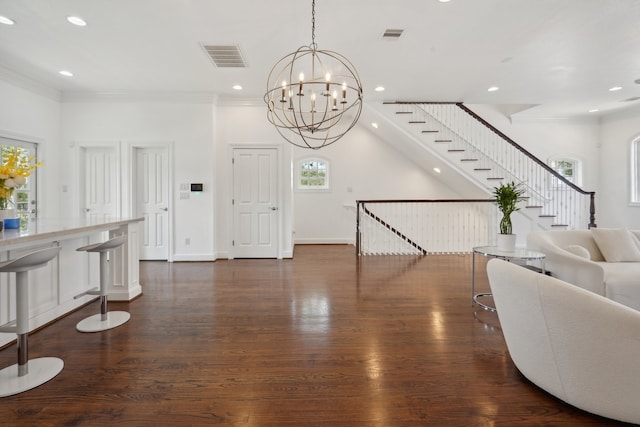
[372,102,596,231]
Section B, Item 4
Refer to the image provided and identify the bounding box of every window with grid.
[549,157,581,189]
[297,159,330,191]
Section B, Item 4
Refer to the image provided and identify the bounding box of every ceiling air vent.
[383,29,404,38]
[202,45,247,68]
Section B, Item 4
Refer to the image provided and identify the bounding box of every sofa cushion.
[564,245,591,260]
[599,262,640,311]
[592,228,640,262]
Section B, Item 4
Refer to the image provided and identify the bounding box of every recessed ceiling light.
[374,86,385,92]
[59,70,74,77]
[232,85,243,90]
[0,15,15,25]
[588,109,599,113]
[609,86,623,92]
[438,0,452,3]
[67,16,87,26]
[433,167,441,173]
[371,122,379,129]
[487,86,499,92]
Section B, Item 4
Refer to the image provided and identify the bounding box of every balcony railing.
[357,199,497,256]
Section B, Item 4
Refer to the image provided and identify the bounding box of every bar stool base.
[0,357,64,397]
[76,311,130,333]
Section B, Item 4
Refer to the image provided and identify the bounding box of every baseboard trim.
[172,253,217,262]
[294,238,355,245]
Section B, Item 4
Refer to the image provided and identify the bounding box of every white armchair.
[487,258,640,425]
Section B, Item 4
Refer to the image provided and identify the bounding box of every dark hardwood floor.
[0,245,631,426]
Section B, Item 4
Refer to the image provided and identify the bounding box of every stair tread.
[539,214,556,218]
[460,158,478,162]
[396,111,412,114]
[421,130,439,133]
[408,121,426,124]
[435,139,452,142]
[448,149,465,152]
[487,177,504,180]
[525,205,544,209]
[551,224,569,227]
[474,168,491,171]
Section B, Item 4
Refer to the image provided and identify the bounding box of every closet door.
[81,146,119,221]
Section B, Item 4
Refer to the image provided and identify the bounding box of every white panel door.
[233,148,278,258]
[82,147,118,221]
[136,147,169,260]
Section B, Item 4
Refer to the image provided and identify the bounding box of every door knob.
[161,207,168,211]
[270,207,278,211]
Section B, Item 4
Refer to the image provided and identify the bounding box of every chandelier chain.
[311,0,316,48]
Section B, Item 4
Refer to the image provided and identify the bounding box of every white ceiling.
[1,0,639,116]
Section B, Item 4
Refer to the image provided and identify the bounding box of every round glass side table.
[472,246,546,312]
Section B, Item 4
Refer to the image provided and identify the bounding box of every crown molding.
[0,66,61,102]
[215,96,263,107]
[60,91,218,104]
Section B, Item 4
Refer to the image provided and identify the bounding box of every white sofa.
[527,229,640,311]
[487,259,640,425]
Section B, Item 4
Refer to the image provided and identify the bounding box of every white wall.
[214,103,294,258]
[292,125,461,244]
[469,104,601,192]
[61,97,216,260]
[0,80,62,217]
[599,104,640,228]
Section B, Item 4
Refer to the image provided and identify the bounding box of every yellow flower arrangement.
[0,147,41,210]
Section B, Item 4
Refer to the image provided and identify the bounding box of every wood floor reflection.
[0,244,629,426]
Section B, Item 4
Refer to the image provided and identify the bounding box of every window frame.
[630,136,640,206]
[548,156,582,189]
[0,136,39,227]
[295,157,331,192]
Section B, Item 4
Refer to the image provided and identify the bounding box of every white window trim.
[295,157,331,192]
[548,155,582,189]
[630,136,640,206]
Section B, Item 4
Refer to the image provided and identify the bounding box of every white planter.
[496,234,516,252]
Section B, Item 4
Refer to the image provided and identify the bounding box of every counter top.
[0,217,145,247]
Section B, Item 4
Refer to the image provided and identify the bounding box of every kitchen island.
[0,217,144,347]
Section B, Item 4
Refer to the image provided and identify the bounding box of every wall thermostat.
[190,183,203,192]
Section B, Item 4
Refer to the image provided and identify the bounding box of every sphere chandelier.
[264,0,363,150]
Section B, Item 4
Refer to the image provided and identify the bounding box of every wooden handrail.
[358,199,494,204]
[382,101,597,228]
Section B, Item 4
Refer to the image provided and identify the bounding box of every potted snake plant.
[493,181,526,251]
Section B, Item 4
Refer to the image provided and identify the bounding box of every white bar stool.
[0,246,63,397]
[74,235,130,332]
